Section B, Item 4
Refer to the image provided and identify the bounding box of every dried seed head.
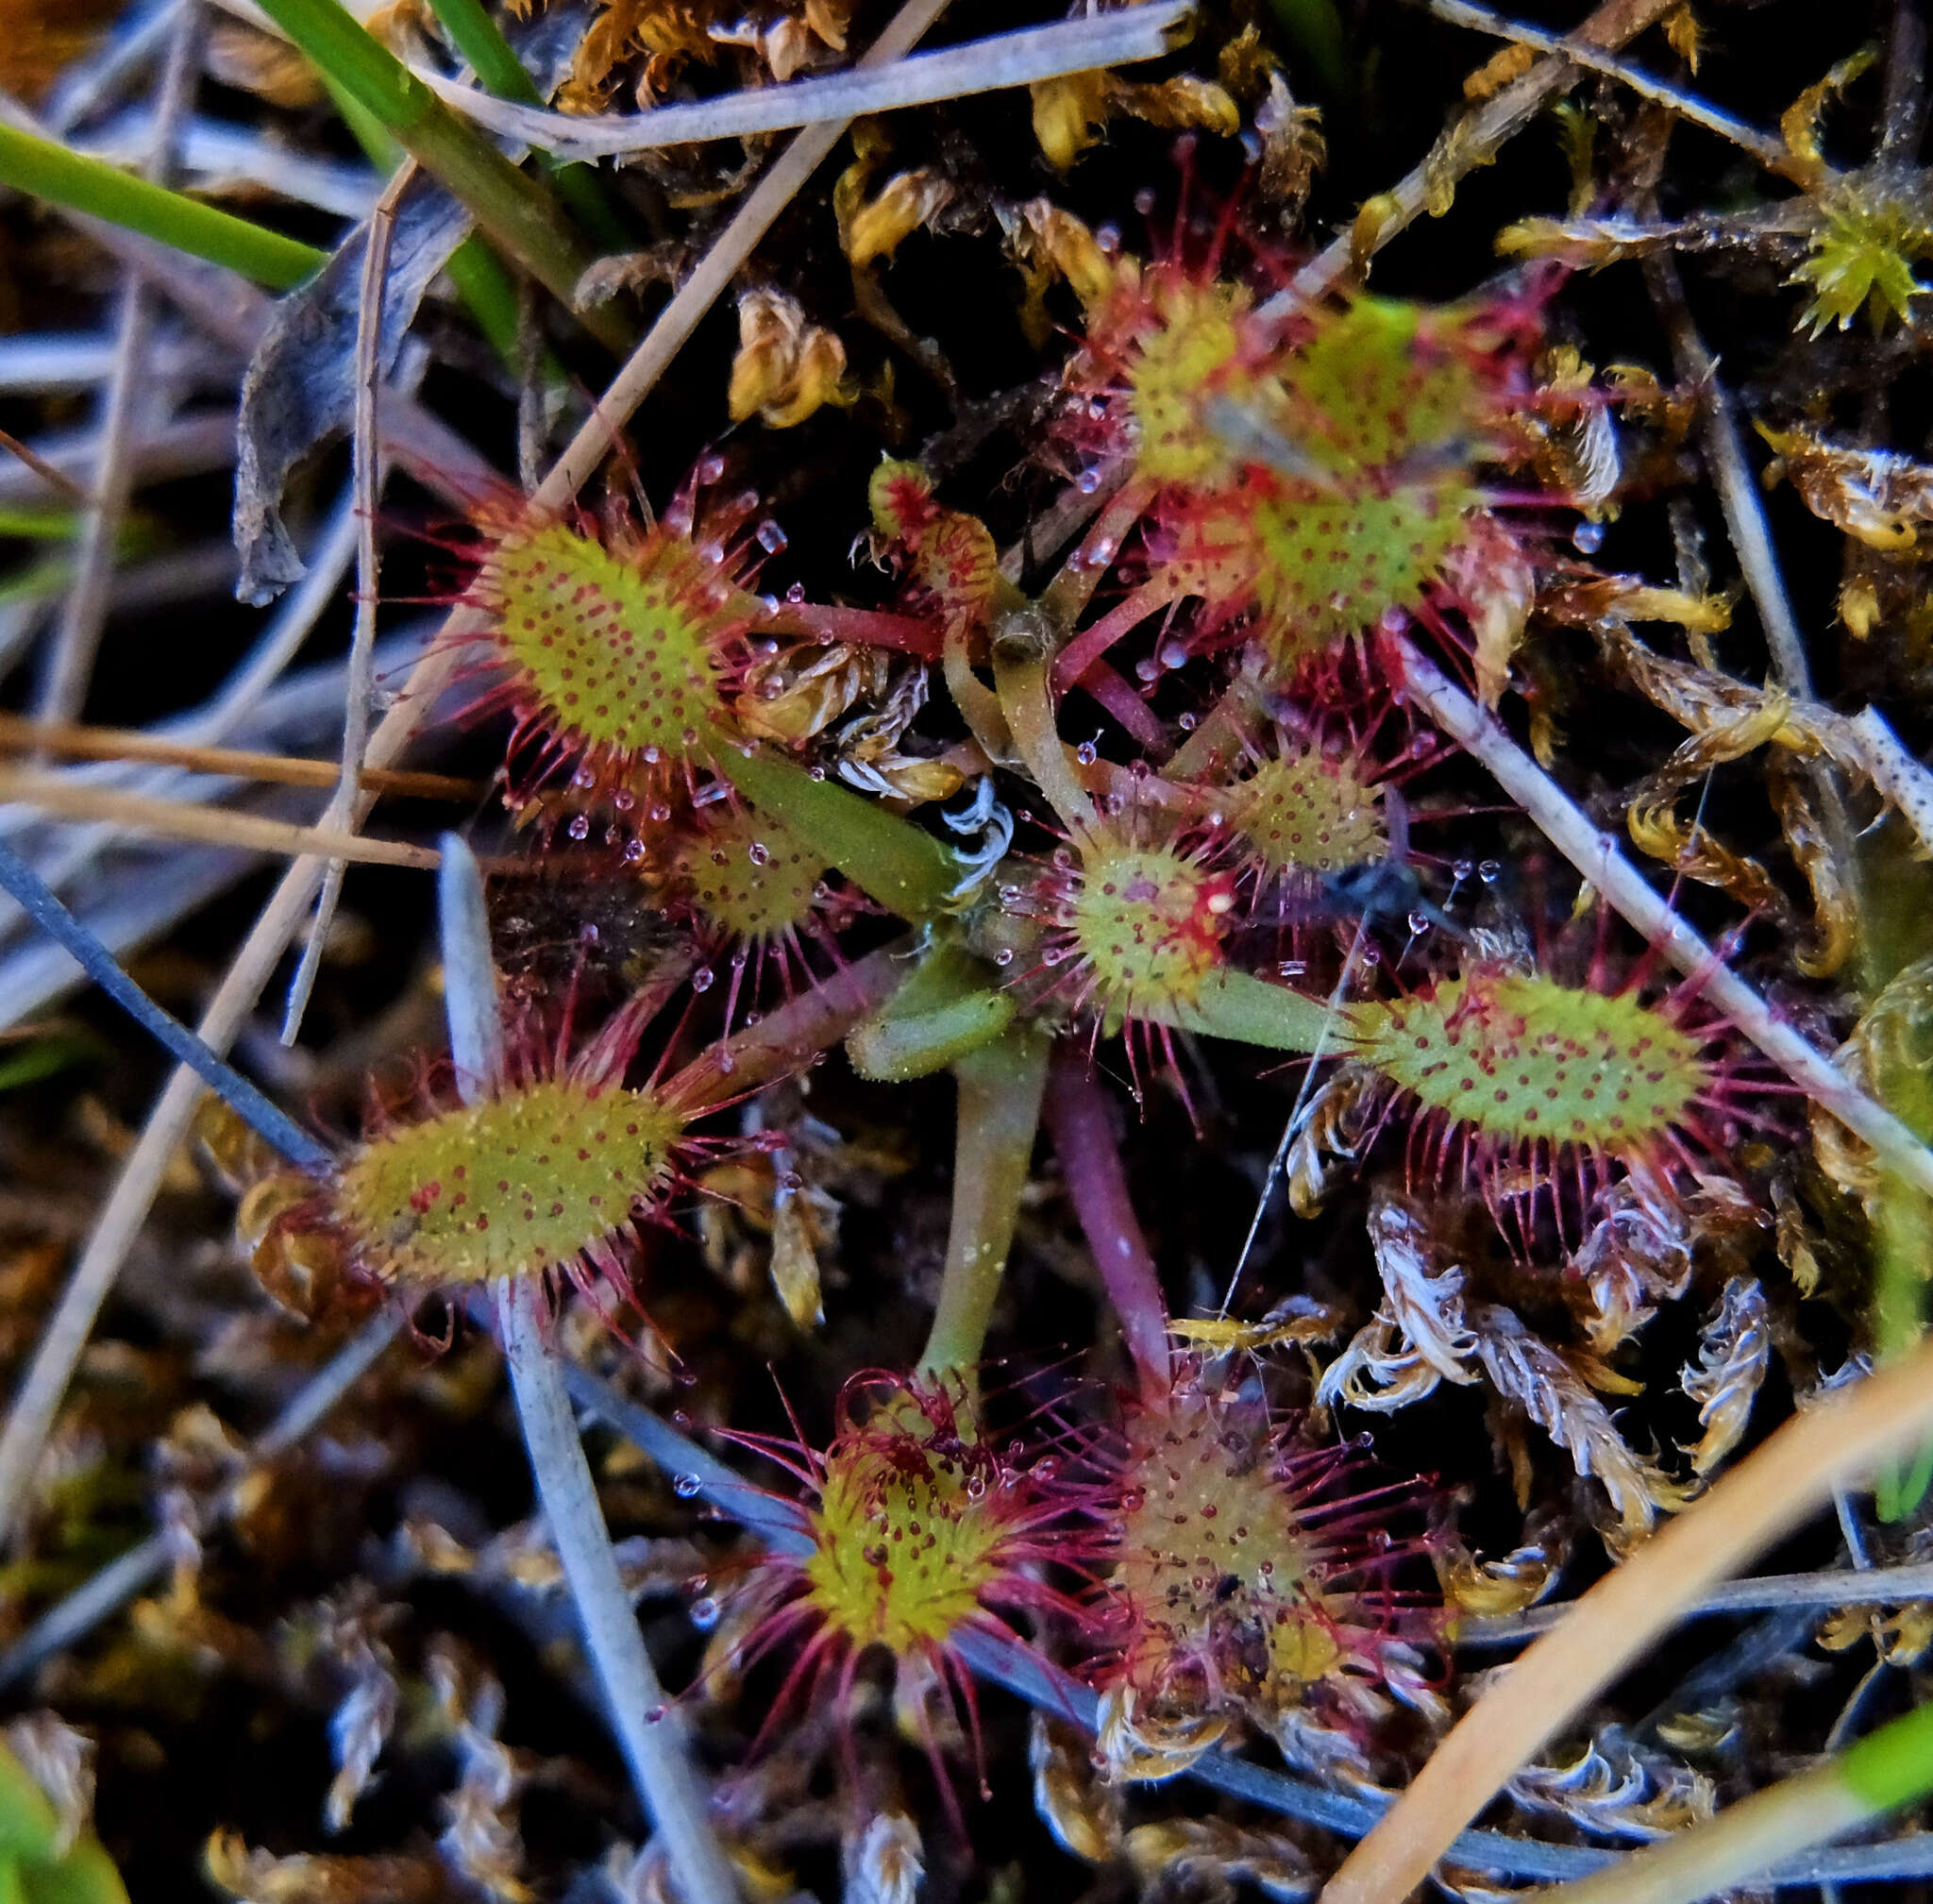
[329,1078,686,1289]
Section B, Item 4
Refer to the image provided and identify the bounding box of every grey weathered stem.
[416,4,1185,159]
[1396,638,1933,1198]
[436,836,738,1904]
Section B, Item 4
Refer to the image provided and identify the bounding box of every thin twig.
[0,429,92,505]
[543,0,954,501]
[437,836,739,1904]
[1426,0,1804,180]
[1467,1559,1933,1643]
[1319,1331,1933,1904]
[0,771,441,868]
[1395,639,1933,1197]
[0,834,329,1170]
[0,715,477,800]
[420,4,1185,158]
[1644,261,1816,699]
[280,164,407,1046]
[0,1309,399,1691]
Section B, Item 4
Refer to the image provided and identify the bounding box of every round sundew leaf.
[1068,840,1230,1019]
[802,1436,1007,1656]
[1286,298,1484,474]
[673,810,827,942]
[1113,1385,1332,1701]
[1348,969,1707,1154]
[480,521,736,760]
[1232,750,1387,877]
[1126,277,1258,487]
[331,1079,685,1287]
[1248,477,1476,655]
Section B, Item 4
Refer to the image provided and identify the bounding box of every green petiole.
[713,739,959,923]
[916,1022,1051,1395]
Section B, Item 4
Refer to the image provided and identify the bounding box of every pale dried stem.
[1397,639,1933,1195]
[1642,254,1860,984]
[438,838,738,1904]
[0,428,91,504]
[0,714,476,799]
[1468,1558,1933,1643]
[280,165,407,1044]
[1321,1331,1933,1904]
[1255,0,1681,328]
[0,628,464,1545]
[34,277,152,712]
[542,0,953,502]
[0,0,946,1552]
[1427,0,1804,180]
[34,2,202,725]
[418,5,1184,159]
[1644,261,1815,698]
[0,771,441,867]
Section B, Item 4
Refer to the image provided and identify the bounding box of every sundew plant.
[4,2,1933,1902]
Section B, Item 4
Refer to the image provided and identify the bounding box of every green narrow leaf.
[252,0,630,351]
[1840,1700,1933,1814]
[714,742,958,921]
[0,126,322,289]
[0,1745,59,1865]
[18,1839,128,1904]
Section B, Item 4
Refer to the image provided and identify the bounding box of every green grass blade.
[422,0,631,248]
[0,125,322,289]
